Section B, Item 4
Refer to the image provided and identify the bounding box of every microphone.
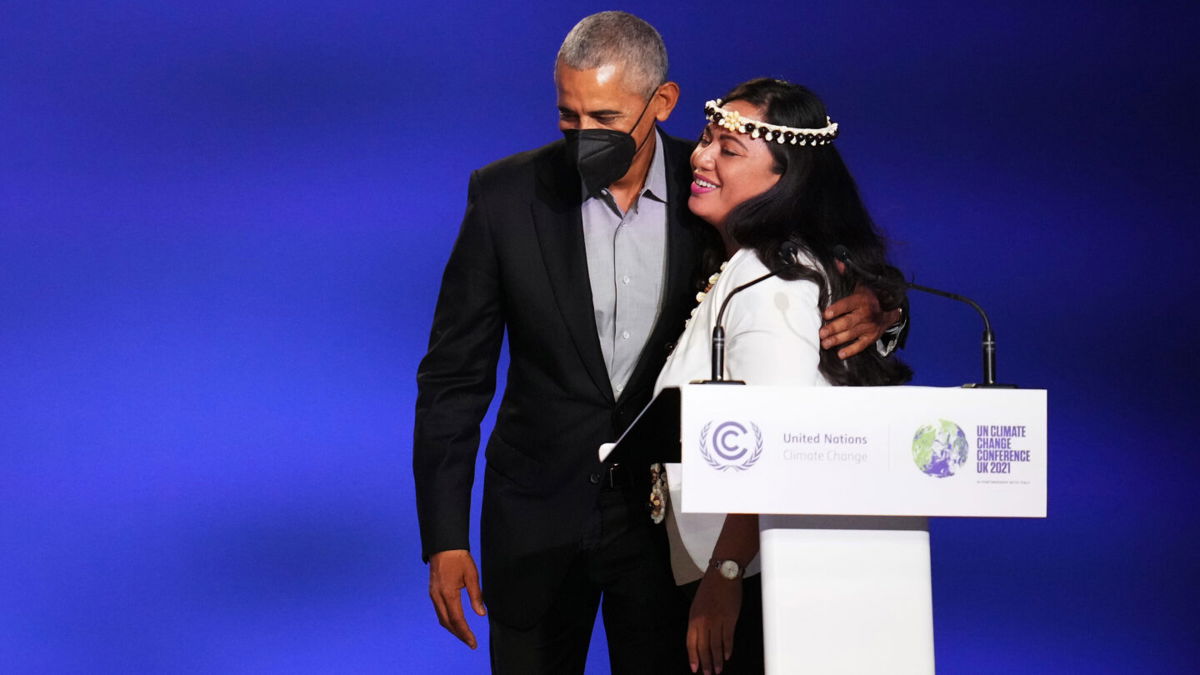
[699,242,802,384]
[832,245,1012,388]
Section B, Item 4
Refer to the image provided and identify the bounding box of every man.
[414,12,899,674]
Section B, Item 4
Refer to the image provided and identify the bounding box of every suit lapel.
[531,145,614,403]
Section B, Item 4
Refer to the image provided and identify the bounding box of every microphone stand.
[698,246,802,385]
[904,281,1013,388]
[701,272,778,385]
[832,245,1015,388]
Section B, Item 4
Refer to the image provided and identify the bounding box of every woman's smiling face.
[687,99,782,228]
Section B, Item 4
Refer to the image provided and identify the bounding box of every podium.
[603,384,1047,674]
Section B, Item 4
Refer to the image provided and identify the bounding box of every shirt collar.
[587,127,669,216]
[641,128,668,205]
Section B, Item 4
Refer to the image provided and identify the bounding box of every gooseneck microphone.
[832,245,1012,388]
[700,243,802,384]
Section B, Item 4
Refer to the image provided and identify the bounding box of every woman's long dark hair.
[719,78,911,386]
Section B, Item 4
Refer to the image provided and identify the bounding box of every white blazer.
[653,247,832,584]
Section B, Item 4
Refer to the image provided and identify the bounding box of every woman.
[654,78,911,674]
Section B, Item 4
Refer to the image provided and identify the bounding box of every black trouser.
[488,468,689,674]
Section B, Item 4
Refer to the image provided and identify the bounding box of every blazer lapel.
[531,145,614,403]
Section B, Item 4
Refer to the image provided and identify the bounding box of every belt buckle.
[607,462,621,489]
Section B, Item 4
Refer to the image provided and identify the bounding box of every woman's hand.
[687,572,743,674]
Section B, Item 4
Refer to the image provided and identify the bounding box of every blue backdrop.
[3,1,1197,672]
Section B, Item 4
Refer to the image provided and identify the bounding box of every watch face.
[719,560,740,580]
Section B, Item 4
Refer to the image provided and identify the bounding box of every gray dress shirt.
[581,130,669,399]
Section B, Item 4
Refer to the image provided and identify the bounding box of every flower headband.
[704,99,839,146]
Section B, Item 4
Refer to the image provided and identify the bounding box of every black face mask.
[562,95,655,197]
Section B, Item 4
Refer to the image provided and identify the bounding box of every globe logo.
[911,420,969,478]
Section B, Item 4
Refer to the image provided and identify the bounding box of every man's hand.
[429,549,486,649]
[687,573,743,675]
[819,282,901,360]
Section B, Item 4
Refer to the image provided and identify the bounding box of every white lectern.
[604,385,1047,674]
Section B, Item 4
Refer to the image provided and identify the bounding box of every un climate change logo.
[911,420,969,478]
[699,420,763,471]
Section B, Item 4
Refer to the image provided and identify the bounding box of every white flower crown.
[704,99,839,146]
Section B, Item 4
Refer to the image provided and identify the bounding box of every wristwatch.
[709,558,743,580]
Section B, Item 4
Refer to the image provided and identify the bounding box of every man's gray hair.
[556,11,668,98]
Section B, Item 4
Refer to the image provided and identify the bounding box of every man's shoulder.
[659,131,696,157]
[472,139,565,191]
[658,131,698,170]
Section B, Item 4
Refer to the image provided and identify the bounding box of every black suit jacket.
[414,131,715,628]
